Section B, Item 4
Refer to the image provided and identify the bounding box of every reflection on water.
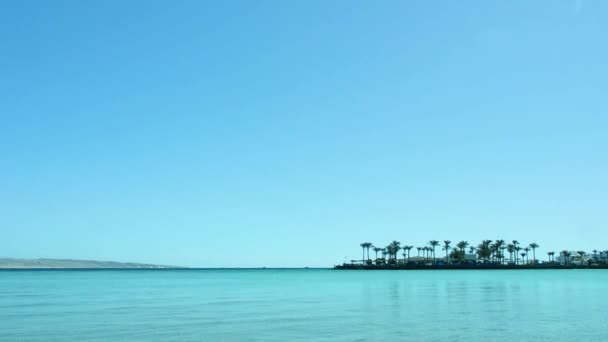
[1,270,607,341]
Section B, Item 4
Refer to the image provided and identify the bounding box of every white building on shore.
[555,251,593,265]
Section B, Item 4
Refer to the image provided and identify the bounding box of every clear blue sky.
[1,0,606,267]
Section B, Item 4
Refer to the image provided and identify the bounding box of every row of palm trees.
[359,240,608,265]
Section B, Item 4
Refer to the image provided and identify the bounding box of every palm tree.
[391,241,401,260]
[495,250,503,264]
[366,243,373,261]
[373,247,382,261]
[512,240,520,264]
[489,242,497,263]
[593,249,598,262]
[514,246,521,265]
[404,246,413,261]
[384,241,401,264]
[443,240,451,263]
[360,243,367,262]
[429,240,440,263]
[547,251,555,263]
[450,247,462,261]
[523,247,530,264]
[456,241,469,261]
[386,245,395,262]
[506,244,515,264]
[529,242,539,264]
[494,240,505,264]
[520,252,526,264]
[477,240,492,263]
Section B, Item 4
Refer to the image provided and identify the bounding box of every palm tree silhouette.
[494,240,505,264]
[523,247,531,264]
[361,242,373,262]
[506,244,515,264]
[404,246,413,261]
[456,241,469,261]
[387,241,401,264]
[512,240,520,264]
[373,247,382,261]
[477,240,492,262]
[529,242,539,264]
[496,249,504,264]
[417,247,422,258]
[429,240,440,263]
[386,245,394,263]
[547,251,555,263]
[514,246,521,265]
[443,240,451,264]
[450,247,462,261]
[360,243,367,262]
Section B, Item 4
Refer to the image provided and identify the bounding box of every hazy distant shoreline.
[0,258,182,269]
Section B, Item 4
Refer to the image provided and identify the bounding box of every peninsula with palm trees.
[336,240,608,269]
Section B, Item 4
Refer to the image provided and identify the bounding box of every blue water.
[1,269,607,341]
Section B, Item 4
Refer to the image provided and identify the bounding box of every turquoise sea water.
[1,269,607,341]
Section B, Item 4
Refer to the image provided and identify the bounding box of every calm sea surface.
[1,269,607,341]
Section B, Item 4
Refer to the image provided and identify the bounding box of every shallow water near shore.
[1,269,607,341]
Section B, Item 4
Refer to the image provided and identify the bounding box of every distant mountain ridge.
[0,258,183,269]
